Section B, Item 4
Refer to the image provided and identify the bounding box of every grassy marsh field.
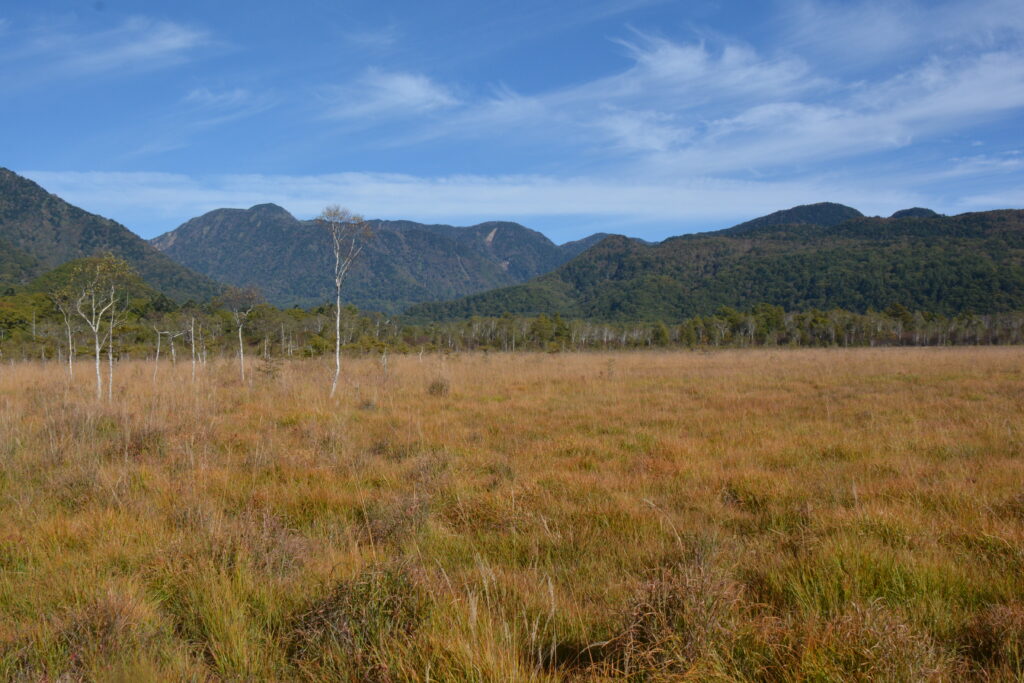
[1,348,1023,680]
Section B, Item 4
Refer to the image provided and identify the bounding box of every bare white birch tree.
[317,206,370,398]
[51,292,77,379]
[106,294,121,402]
[152,324,163,384]
[65,256,134,400]
[189,315,198,383]
[150,321,185,383]
[220,286,261,384]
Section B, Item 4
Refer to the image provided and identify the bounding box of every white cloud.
[919,152,1024,181]
[872,51,1024,126]
[389,32,820,154]
[960,189,1024,209]
[425,36,1024,177]
[654,49,1024,174]
[322,68,459,120]
[58,17,208,75]
[184,87,252,108]
[180,86,276,128]
[508,33,817,118]
[344,24,400,50]
[0,16,210,86]
[607,35,817,102]
[399,28,1023,182]
[595,109,692,152]
[778,0,1024,68]
[314,8,1022,183]
[110,86,276,160]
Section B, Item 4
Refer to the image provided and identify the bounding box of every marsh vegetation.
[0,348,1022,679]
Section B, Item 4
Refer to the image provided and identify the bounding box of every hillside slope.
[405,207,1024,321]
[151,205,612,311]
[0,169,221,301]
[0,237,41,290]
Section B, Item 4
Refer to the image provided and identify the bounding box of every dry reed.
[0,348,1021,679]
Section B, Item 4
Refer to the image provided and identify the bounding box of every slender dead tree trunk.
[238,322,246,383]
[91,296,102,398]
[220,287,261,384]
[107,289,115,402]
[107,332,113,401]
[153,328,162,383]
[332,284,342,396]
[170,332,182,366]
[93,326,103,399]
[190,317,197,383]
[54,302,76,380]
[66,324,74,378]
[319,206,367,398]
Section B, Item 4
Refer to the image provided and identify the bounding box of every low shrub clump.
[286,565,429,680]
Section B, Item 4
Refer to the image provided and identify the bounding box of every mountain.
[891,207,941,219]
[558,232,614,259]
[717,202,864,235]
[0,237,40,291]
[0,168,220,301]
[404,206,1024,322]
[23,256,162,303]
[150,204,616,312]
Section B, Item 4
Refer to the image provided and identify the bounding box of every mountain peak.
[148,208,608,311]
[248,203,294,218]
[406,208,1024,322]
[0,167,48,196]
[891,207,940,219]
[724,202,863,235]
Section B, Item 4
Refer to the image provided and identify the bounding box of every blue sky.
[4,0,1024,242]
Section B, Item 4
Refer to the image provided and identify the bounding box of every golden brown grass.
[1,348,1022,680]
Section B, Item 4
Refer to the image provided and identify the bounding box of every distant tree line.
[402,304,1024,352]
[2,267,1024,364]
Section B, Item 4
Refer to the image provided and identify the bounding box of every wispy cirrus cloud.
[184,87,252,108]
[959,188,1024,209]
[371,31,820,156]
[934,151,1024,180]
[181,86,277,126]
[595,109,693,153]
[1,16,210,86]
[366,10,1024,180]
[778,0,1024,68]
[117,86,277,159]
[455,33,817,131]
[638,48,1024,175]
[321,68,460,121]
[55,17,209,75]
[344,24,401,50]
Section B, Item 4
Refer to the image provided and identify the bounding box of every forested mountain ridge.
[0,168,221,302]
[8,165,1020,324]
[715,202,864,235]
[0,237,41,290]
[150,204,618,312]
[404,207,1024,322]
